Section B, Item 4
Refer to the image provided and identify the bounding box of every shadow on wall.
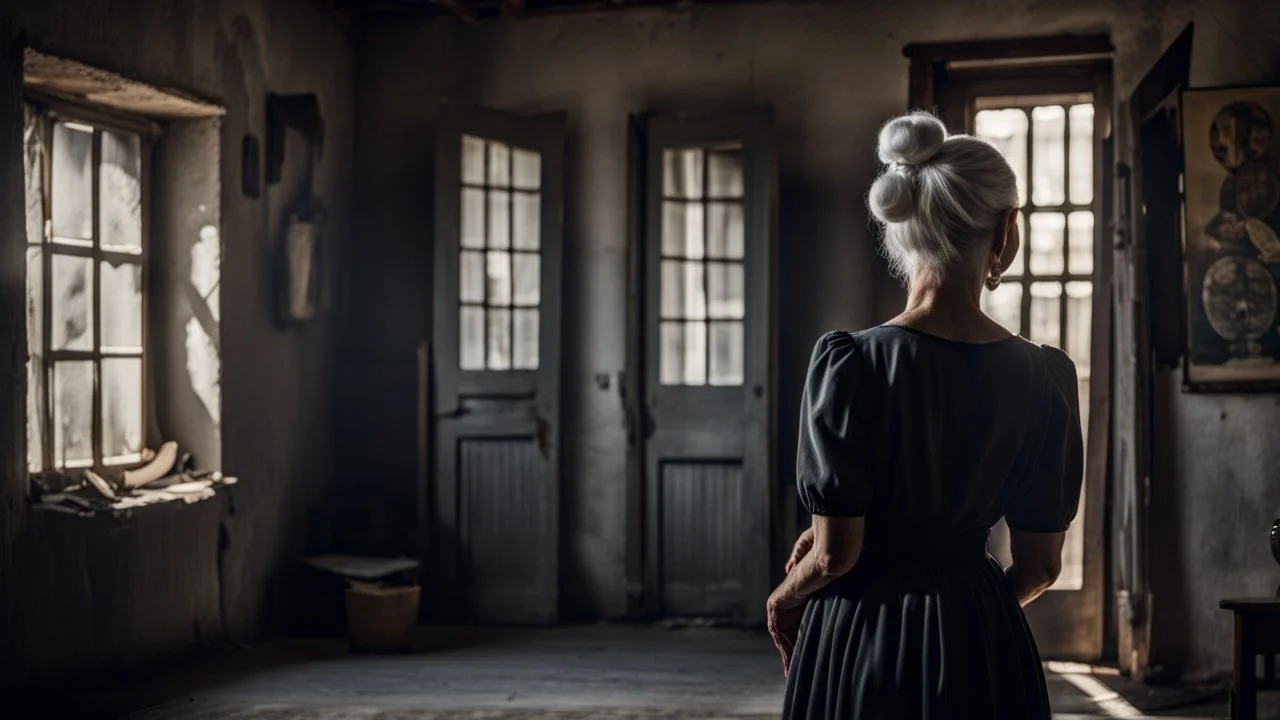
[152,118,222,470]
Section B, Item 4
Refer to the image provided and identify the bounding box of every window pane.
[663,148,704,199]
[486,309,512,371]
[706,262,744,319]
[101,261,142,349]
[1030,282,1062,347]
[26,246,42,354]
[513,309,539,370]
[462,135,486,185]
[981,283,1023,335]
[660,321,706,385]
[101,130,142,253]
[1031,106,1066,207]
[513,192,540,250]
[488,142,511,187]
[102,357,142,463]
[486,250,511,305]
[1065,281,1093,372]
[1069,104,1094,206]
[488,190,510,249]
[661,259,706,320]
[662,201,704,259]
[1029,212,1065,275]
[26,247,44,472]
[53,360,93,467]
[708,321,744,386]
[460,250,484,303]
[707,202,744,259]
[512,252,540,307]
[1068,211,1094,275]
[24,105,43,246]
[52,122,93,240]
[975,109,1029,207]
[461,188,485,249]
[52,254,93,350]
[460,306,485,370]
[707,149,743,199]
[512,148,541,190]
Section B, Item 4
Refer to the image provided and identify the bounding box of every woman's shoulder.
[805,330,862,377]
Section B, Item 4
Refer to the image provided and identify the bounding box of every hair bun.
[877,112,947,166]
[869,172,915,223]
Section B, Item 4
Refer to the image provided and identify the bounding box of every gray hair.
[867,111,1018,282]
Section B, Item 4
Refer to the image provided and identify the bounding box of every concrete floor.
[18,625,1231,719]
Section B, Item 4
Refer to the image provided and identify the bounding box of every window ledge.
[30,473,238,518]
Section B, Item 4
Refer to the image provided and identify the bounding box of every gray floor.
[38,625,1231,719]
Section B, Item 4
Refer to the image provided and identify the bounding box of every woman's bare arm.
[768,516,865,609]
[1006,528,1066,607]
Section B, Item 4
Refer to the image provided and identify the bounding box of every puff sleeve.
[796,331,870,518]
[1005,347,1085,533]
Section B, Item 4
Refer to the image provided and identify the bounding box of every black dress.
[782,326,1084,720]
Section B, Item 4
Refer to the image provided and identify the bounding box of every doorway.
[430,103,566,625]
[910,37,1115,660]
[630,108,779,623]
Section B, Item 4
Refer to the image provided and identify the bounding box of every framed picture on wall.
[1182,85,1280,391]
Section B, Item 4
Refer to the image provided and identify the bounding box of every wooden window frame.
[25,93,154,475]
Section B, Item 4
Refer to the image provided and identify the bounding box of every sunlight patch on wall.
[194,223,221,322]
[185,317,220,426]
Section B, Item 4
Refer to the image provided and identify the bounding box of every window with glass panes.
[976,99,1094,590]
[24,105,147,472]
[459,134,542,371]
[659,145,746,386]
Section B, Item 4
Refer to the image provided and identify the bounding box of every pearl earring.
[985,266,1002,291]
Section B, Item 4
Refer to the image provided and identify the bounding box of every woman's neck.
[887,271,1011,343]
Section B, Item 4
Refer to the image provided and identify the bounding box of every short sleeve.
[1005,347,1085,533]
[796,331,870,517]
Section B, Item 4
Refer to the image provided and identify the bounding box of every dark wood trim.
[23,89,161,137]
[904,34,1113,63]
[1131,24,1193,126]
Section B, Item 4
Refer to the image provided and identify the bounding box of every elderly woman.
[767,111,1083,719]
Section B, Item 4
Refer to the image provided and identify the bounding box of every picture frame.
[1181,85,1280,391]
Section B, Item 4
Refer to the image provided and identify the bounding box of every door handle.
[436,406,470,419]
[534,409,551,460]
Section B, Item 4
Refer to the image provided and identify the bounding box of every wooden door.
[432,103,565,625]
[641,108,777,623]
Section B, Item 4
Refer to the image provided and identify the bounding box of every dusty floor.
[14,625,1232,719]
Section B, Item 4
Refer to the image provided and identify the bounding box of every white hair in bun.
[867,111,1018,282]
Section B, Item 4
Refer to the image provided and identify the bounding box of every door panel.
[432,103,565,625]
[642,108,777,623]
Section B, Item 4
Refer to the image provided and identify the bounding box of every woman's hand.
[767,590,805,677]
[785,526,815,573]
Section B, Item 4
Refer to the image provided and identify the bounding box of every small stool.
[1221,599,1280,720]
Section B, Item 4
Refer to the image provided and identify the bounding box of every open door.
[639,108,777,623]
[431,102,565,625]
[912,37,1114,660]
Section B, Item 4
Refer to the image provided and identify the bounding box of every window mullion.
[41,114,54,472]
[91,129,103,468]
[1020,109,1034,339]
[1059,105,1070,353]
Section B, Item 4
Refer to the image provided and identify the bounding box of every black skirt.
[781,536,1050,719]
